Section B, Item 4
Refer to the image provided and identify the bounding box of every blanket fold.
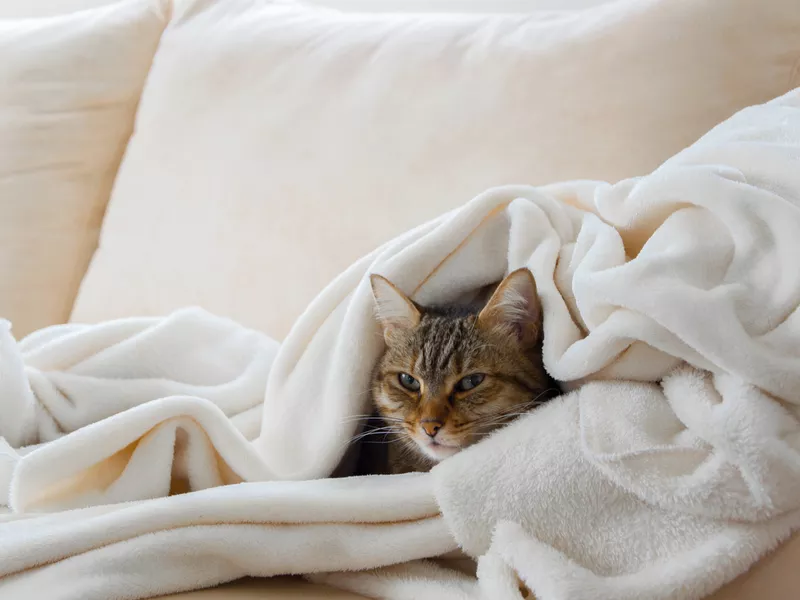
[3,88,800,600]
[0,308,280,512]
[0,475,454,599]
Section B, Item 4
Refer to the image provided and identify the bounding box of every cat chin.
[416,440,462,462]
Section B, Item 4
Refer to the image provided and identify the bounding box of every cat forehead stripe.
[417,316,480,378]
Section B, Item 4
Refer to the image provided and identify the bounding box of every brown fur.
[364,269,558,474]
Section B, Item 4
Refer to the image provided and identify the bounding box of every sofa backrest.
[70,0,800,339]
[0,0,168,337]
[5,0,800,340]
[0,0,608,338]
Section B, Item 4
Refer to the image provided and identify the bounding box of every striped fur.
[366,269,558,474]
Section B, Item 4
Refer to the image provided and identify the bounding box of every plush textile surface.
[0,0,601,18]
[0,0,168,338]
[4,89,800,599]
[71,0,800,339]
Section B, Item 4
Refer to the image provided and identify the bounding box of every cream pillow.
[72,0,800,339]
[0,0,168,338]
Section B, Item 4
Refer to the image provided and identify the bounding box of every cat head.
[369,268,555,465]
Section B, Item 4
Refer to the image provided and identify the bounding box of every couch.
[2,0,800,597]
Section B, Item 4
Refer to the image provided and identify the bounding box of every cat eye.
[455,373,485,392]
[398,372,421,392]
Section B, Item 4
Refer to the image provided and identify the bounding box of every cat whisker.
[470,412,530,425]
[339,414,404,424]
[341,431,402,453]
[359,437,407,446]
[469,409,535,425]
[338,414,378,424]
[348,427,400,444]
[469,391,558,422]
[350,425,399,436]
[468,404,555,429]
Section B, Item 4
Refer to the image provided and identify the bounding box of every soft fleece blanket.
[3,89,800,600]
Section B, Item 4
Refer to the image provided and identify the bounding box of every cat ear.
[370,274,421,340]
[477,268,542,344]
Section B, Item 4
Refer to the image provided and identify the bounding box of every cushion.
[0,0,168,338]
[71,0,800,339]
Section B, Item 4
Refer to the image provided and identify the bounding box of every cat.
[360,268,558,475]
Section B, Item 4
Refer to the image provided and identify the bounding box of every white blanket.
[3,89,800,600]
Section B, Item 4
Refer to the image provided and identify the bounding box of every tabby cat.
[363,268,557,474]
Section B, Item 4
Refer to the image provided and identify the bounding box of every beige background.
[0,0,167,337]
[72,0,800,339]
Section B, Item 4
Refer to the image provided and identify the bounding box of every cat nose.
[421,420,443,438]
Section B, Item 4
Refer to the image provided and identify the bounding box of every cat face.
[370,269,556,465]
